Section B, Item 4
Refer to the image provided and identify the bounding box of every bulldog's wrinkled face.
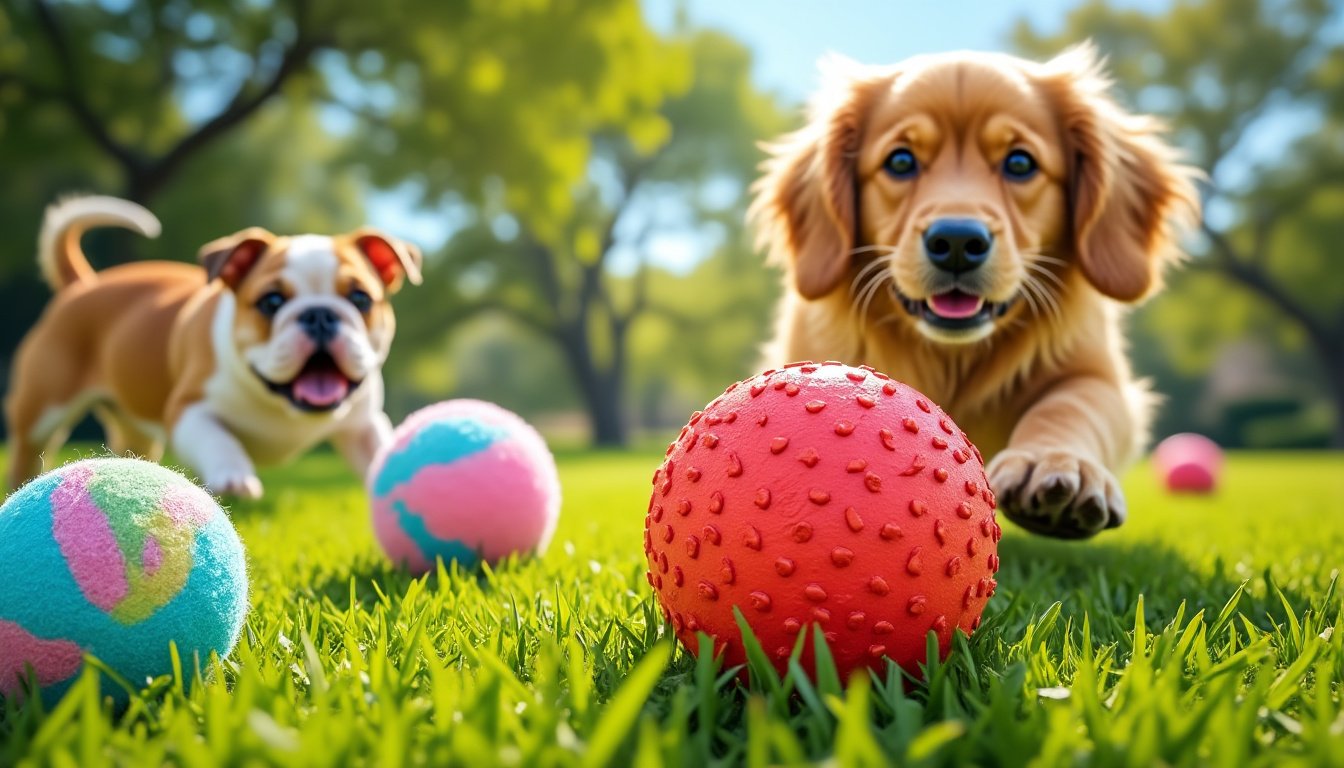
[199,227,422,413]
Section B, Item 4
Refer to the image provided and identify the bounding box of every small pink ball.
[1153,433,1223,494]
[367,400,561,573]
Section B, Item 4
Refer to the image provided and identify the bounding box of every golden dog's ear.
[1042,44,1201,302]
[750,59,889,300]
[198,227,276,288]
[350,228,423,292]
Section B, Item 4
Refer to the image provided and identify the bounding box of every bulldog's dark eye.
[255,291,286,318]
[884,148,919,179]
[347,288,373,314]
[1003,149,1038,181]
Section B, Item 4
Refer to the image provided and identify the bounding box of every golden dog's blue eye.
[255,291,286,317]
[347,288,373,314]
[884,148,919,179]
[1003,149,1038,181]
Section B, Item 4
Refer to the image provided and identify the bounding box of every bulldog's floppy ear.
[198,227,277,288]
[1041,44,1201,302]
[350,228,423,292]
[749,57,891,300]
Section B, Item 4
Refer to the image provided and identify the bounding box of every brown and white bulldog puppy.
[5,195,422,498]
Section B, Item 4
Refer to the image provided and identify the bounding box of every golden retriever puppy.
[749,45,1200,538]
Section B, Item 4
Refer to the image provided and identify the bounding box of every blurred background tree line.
[0,0,1338,449]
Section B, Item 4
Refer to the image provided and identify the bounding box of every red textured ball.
[643,362,1001,682]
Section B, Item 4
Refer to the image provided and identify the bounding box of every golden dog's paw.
[986,449,1126,539]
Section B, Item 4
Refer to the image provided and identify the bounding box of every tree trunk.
[1212,255,1344,448]
[1330,380,1344,449]
[1317,343,1344,449]
[1283,319,1344,449]
[587,373,628,447]
[557,324,629,448]
[123,169,166,207]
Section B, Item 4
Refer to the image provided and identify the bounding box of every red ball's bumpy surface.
[643,362,1001,681]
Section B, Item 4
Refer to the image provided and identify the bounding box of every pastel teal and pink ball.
[0,458,248,701]
[368,400,561,573]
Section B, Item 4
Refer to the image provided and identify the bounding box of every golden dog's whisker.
[1027,272,1064,326]
[1029,252,1068,266]
[848,259,890,297]
[1034,272,1066,318]
[853,271,893,332]
[848,274,876,327]
[848,244,900,258]
[1021,273,1064,327]
[1021,258,1064,294]
[1023,261,1066,292]
[849,259,894,331]
[858,273,890,319]
[1023,251,1067,271]
[1020,276,1051,320]
[1016,279,1044,321]
[1024,264,1064,286]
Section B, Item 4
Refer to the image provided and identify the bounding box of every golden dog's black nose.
[298,306,340,345]
[924,218,993,273]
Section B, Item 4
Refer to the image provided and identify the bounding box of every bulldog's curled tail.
[39,195,162,290]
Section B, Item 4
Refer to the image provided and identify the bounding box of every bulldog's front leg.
[171,402,263,499]
[332,411,393,485]
[986,376,1139,539]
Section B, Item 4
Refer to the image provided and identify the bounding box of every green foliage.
[2,448,1343,764]
[0,0,674,212]
[336,0,688,238]
[390,30,788,444]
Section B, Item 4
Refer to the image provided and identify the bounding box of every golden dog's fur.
[750,46,1200,538]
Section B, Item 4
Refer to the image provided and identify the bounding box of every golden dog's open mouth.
[897,288,1015,332]
[254,351,361,412]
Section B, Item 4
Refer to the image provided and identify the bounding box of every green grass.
[2,448,1343,766]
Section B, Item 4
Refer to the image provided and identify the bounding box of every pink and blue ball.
[0,458,248,702]
[1153,433,1223,493]
[368,400,561,573]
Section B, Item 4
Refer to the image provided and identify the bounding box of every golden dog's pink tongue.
[293,370,349,407]
[927,290,985,319]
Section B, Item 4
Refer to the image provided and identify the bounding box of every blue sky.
[640,0,1173,102]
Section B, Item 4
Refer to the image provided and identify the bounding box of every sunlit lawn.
[2,446,1343,765]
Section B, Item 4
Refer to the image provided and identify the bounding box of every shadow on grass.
[993,531,1311,643]
[301,552,539,611]
[298,557,423,609]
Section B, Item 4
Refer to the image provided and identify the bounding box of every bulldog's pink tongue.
[927,290,985,319]
[292,369,349,407]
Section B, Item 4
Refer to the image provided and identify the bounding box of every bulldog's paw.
[202,467,263,500]
[987,449,1126,539]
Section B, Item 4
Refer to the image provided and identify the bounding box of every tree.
[1,0,326,205]
[400,31,787,445]
[0,0,681,436]
[1015,0,1344,446]
[0,0,672,211]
